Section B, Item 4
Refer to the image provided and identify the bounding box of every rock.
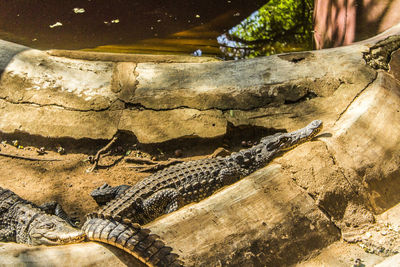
[375,254,400,267]
[295,241,385,267]
[118,108,226,143]
[0,49,116,111]
[0,99,121,140]
[174,149,183,157]
[0,39,28,74]
[0,33,376,143]
[326,71,400,213]
[0,242,145,267]
[209,147,230,158]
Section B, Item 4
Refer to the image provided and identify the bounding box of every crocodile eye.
[43,222,56,229]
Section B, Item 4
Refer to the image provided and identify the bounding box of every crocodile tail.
[82,215,183,267]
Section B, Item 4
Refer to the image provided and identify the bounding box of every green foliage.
[219,0,313,58]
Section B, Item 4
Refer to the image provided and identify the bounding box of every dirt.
[0,143,139,224]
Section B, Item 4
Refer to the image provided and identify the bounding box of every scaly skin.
[91,183,130,206]
[0,187,85,245]
[82,216,182,267]
[0,187,180,266]
[90,120,323,225]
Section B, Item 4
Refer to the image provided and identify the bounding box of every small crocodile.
[89,120,323,225]
[0,186,85,245]
[84,120,322,266]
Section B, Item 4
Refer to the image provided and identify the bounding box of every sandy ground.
[0,134,238,224]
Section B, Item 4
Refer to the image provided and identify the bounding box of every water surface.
[0,0,265,56]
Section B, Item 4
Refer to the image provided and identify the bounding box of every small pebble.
[57,147,65,155]
[174,149,183,157]
[241,141,247,147]
[87,155,95,164]
[37,147,46,155]
[353,258,363,267]
[12,140,19,147]
[151,156,158,161]
[247,140,253,147]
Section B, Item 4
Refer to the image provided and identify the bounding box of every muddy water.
[0,0,265,56]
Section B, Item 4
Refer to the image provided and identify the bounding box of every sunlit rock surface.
[0,38,375,143]
[0,242,145,267]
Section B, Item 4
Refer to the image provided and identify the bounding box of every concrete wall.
[314,0,400,49]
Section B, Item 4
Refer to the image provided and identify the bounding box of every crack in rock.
[334,71,378,125]
[0,96,119,112]
[322,141,359,196]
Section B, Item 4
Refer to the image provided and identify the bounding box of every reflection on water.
[218,0,314,59]
[83,10,239,56]
[0,0,313,59]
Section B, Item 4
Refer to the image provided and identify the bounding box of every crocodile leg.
[143,188,183,215]
[0,228,15,242]
[217,167,246,185]
[39,201,77,227]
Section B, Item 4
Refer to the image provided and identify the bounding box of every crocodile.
[88,120,323,226]
[0,186,85,245]
[0,186,182,266]
[84,120,322,266]
[84,191,182,266]
[0,187,182,266]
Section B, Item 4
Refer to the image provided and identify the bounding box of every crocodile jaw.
[28,215,85,245]
[262,120,323,152]
[280,120,323,150]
